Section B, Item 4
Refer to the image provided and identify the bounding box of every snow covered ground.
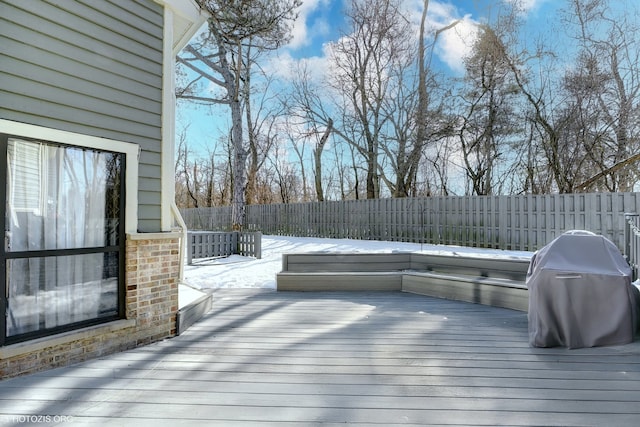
[180,234,533,302]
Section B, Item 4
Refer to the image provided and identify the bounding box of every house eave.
[154,0,208,55]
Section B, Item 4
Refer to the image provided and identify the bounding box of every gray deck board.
[1,289,639,426]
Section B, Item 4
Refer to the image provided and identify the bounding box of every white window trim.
[0,119,139,234]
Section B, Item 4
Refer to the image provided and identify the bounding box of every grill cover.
[526,230,639,348]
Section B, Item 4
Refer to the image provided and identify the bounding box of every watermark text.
[2,415,73,424]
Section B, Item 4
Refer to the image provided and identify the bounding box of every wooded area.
[175,0,640,227]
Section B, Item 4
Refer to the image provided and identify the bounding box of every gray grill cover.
[527,231,639,348]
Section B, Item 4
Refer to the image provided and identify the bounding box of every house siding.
[0,0,165,232]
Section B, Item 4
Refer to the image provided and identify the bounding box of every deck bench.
[276,252,531,311]
[278,252,409,292]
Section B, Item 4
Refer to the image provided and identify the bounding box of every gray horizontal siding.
[0,0,166,232]
[0,37,161,102]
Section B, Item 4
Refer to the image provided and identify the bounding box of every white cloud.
[265,47,332,84]
[288,0,332,50]
[277,0,497,84]
[504,0,551,13]
[427,1,460,23]
[398,1,479,74]
[285,1,481,77]
[428,0,553,74]
[434,15,479,74]
[265,51,298,80]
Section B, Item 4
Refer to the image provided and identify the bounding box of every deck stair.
[276,252,531,311]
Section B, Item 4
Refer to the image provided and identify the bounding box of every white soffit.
[155,0,208,54]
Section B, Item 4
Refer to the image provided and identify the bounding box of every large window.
[1,135,125,345]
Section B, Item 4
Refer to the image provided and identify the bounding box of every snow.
[180,234,533,297]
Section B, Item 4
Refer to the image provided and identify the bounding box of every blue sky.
[280,0,557,72]
[177,0,560,154]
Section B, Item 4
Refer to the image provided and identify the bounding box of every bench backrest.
[410,253,530,281]
[282,252,412,272]
[281,252,531,281]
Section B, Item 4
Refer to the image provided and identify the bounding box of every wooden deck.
[1,289,640,426]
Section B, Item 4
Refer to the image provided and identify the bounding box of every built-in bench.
[276,252,532,311]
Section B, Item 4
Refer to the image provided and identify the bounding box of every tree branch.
[177,53,227,87]
[576,152,640,191]
[177,95,230,105]
[183,44,232,83]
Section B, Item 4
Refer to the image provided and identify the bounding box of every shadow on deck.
[0,289,639,426]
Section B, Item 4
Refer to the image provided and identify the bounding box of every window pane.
[6,253,119,337]
[6,139,121,252]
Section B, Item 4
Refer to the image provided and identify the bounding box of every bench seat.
[276,252,532,312]
[402,270,528,311]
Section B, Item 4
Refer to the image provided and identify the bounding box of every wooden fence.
[187,231,262,264]
[181,192,640,252]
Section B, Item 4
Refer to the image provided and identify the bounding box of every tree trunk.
[314,118,333,202]
[230,96,247,230]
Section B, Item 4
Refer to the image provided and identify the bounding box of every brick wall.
[0,232,182,379]
[126,234,181,343]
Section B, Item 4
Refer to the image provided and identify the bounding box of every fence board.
[187,231,261,264]
[182,192,640,252]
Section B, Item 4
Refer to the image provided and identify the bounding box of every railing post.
[624,213,631,263]
[232,231,239,255]
[624,213,637,261]
[254,231,262,259]
[623,213,639,281]
[186,232,194,265]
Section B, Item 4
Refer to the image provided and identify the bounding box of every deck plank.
[0,289,639,426]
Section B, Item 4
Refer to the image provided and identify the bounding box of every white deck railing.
[624,213,640,280]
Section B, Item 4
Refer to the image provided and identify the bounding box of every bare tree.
[489,13,580,194]
[499,0,640,193]
[457,23,521,195]
[245,73,282,205]
[289,133,310,201]
[376,41,419,197]
[284,61,336,201]
[174,125,208,208]
[412,2,460,197]
[328,0,412,199]
[174,125,197,208]
[313,119,333,201]
[177,0,300,229]
[268,144,301,203]
[564,0,640,191]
